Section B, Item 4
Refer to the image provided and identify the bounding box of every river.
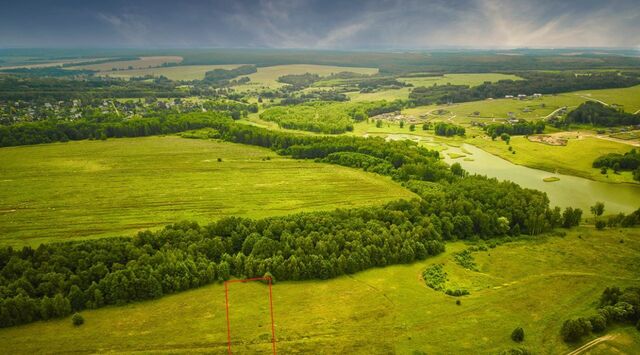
[442,143,640,214]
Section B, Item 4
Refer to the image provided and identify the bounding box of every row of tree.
[408,72,640,106]
[434,122,465,137]
[0,112,231,147]
[484,120,545,137]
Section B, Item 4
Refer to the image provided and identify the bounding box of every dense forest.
[176,48,640,74]
[565,101,640,126]
[0,112,587,327]
[0,75,190,101]
[409,72,640,106]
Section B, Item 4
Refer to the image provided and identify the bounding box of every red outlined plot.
[224,277,277,354]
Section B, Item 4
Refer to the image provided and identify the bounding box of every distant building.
[533,93,542,98]
[505,95,514,99]
[517,94,527,100]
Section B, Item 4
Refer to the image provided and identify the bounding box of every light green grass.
[234,64,378,92]
[0,136,413,247]
[570,84,640,113]
[470,135,638,183]
[347,73,523,103]
[398,73,523,88]
[99,64,241,81]
[1,227,638,353]
[403,85,640,125]
[347,87,413,102]
[71,56,183,71]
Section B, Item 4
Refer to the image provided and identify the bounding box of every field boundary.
[224,277,277,354]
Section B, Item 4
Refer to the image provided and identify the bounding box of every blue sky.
[1,0,639,49]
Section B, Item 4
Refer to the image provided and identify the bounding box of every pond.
[442,144,640,214]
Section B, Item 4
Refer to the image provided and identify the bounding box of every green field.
[347,73,523,102]
[1,227,637,354]
[403,85,640,124]
[234,64,379,92]
[0,136,414,246]
[99,64,242,80]
[70,56,183,71]
[571,85,640,113]
[398,73,523,87]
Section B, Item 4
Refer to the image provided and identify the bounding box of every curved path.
[566,334,616,355]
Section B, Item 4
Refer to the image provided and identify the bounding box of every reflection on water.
[442,144,640,213]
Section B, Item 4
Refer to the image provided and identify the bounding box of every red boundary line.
[224,277,277,354]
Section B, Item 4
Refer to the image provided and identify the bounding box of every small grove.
[0,112,587,327]
[560,286,640,343]
[259,100,403,134]
[593,148,640,181]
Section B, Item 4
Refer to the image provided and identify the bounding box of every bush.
[595,220,606,230]
[71,313,84,327]
[511,327,525,342]
[561,318,591,342]
[263,272,275,284]
[589,314,607,332]
[445,289,470,297]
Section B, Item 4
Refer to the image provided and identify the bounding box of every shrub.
[561,318,591,342]
[589,314,607,332]
[445,289,470,297]
[262,271,276,284]
[595,220,606,230]
[511,327,525,342]
[71,313,84,327]
[422,264,447,291]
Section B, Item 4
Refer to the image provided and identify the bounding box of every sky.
[1,0,639,49]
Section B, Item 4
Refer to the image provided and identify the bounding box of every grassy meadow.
[347,73,523,102]
[234,64,378,92]
[403,85,640,124]
[570,84,640,113]
[0,227,638,354]
[0,136,414,247]
[99,64,242,81]
[70,56,183,71]
[398,73,523,87]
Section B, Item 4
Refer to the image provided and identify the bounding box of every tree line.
[408,72,640,106]
[484,120,545,138]
[0,112,231,147]
[434,122,465,137]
